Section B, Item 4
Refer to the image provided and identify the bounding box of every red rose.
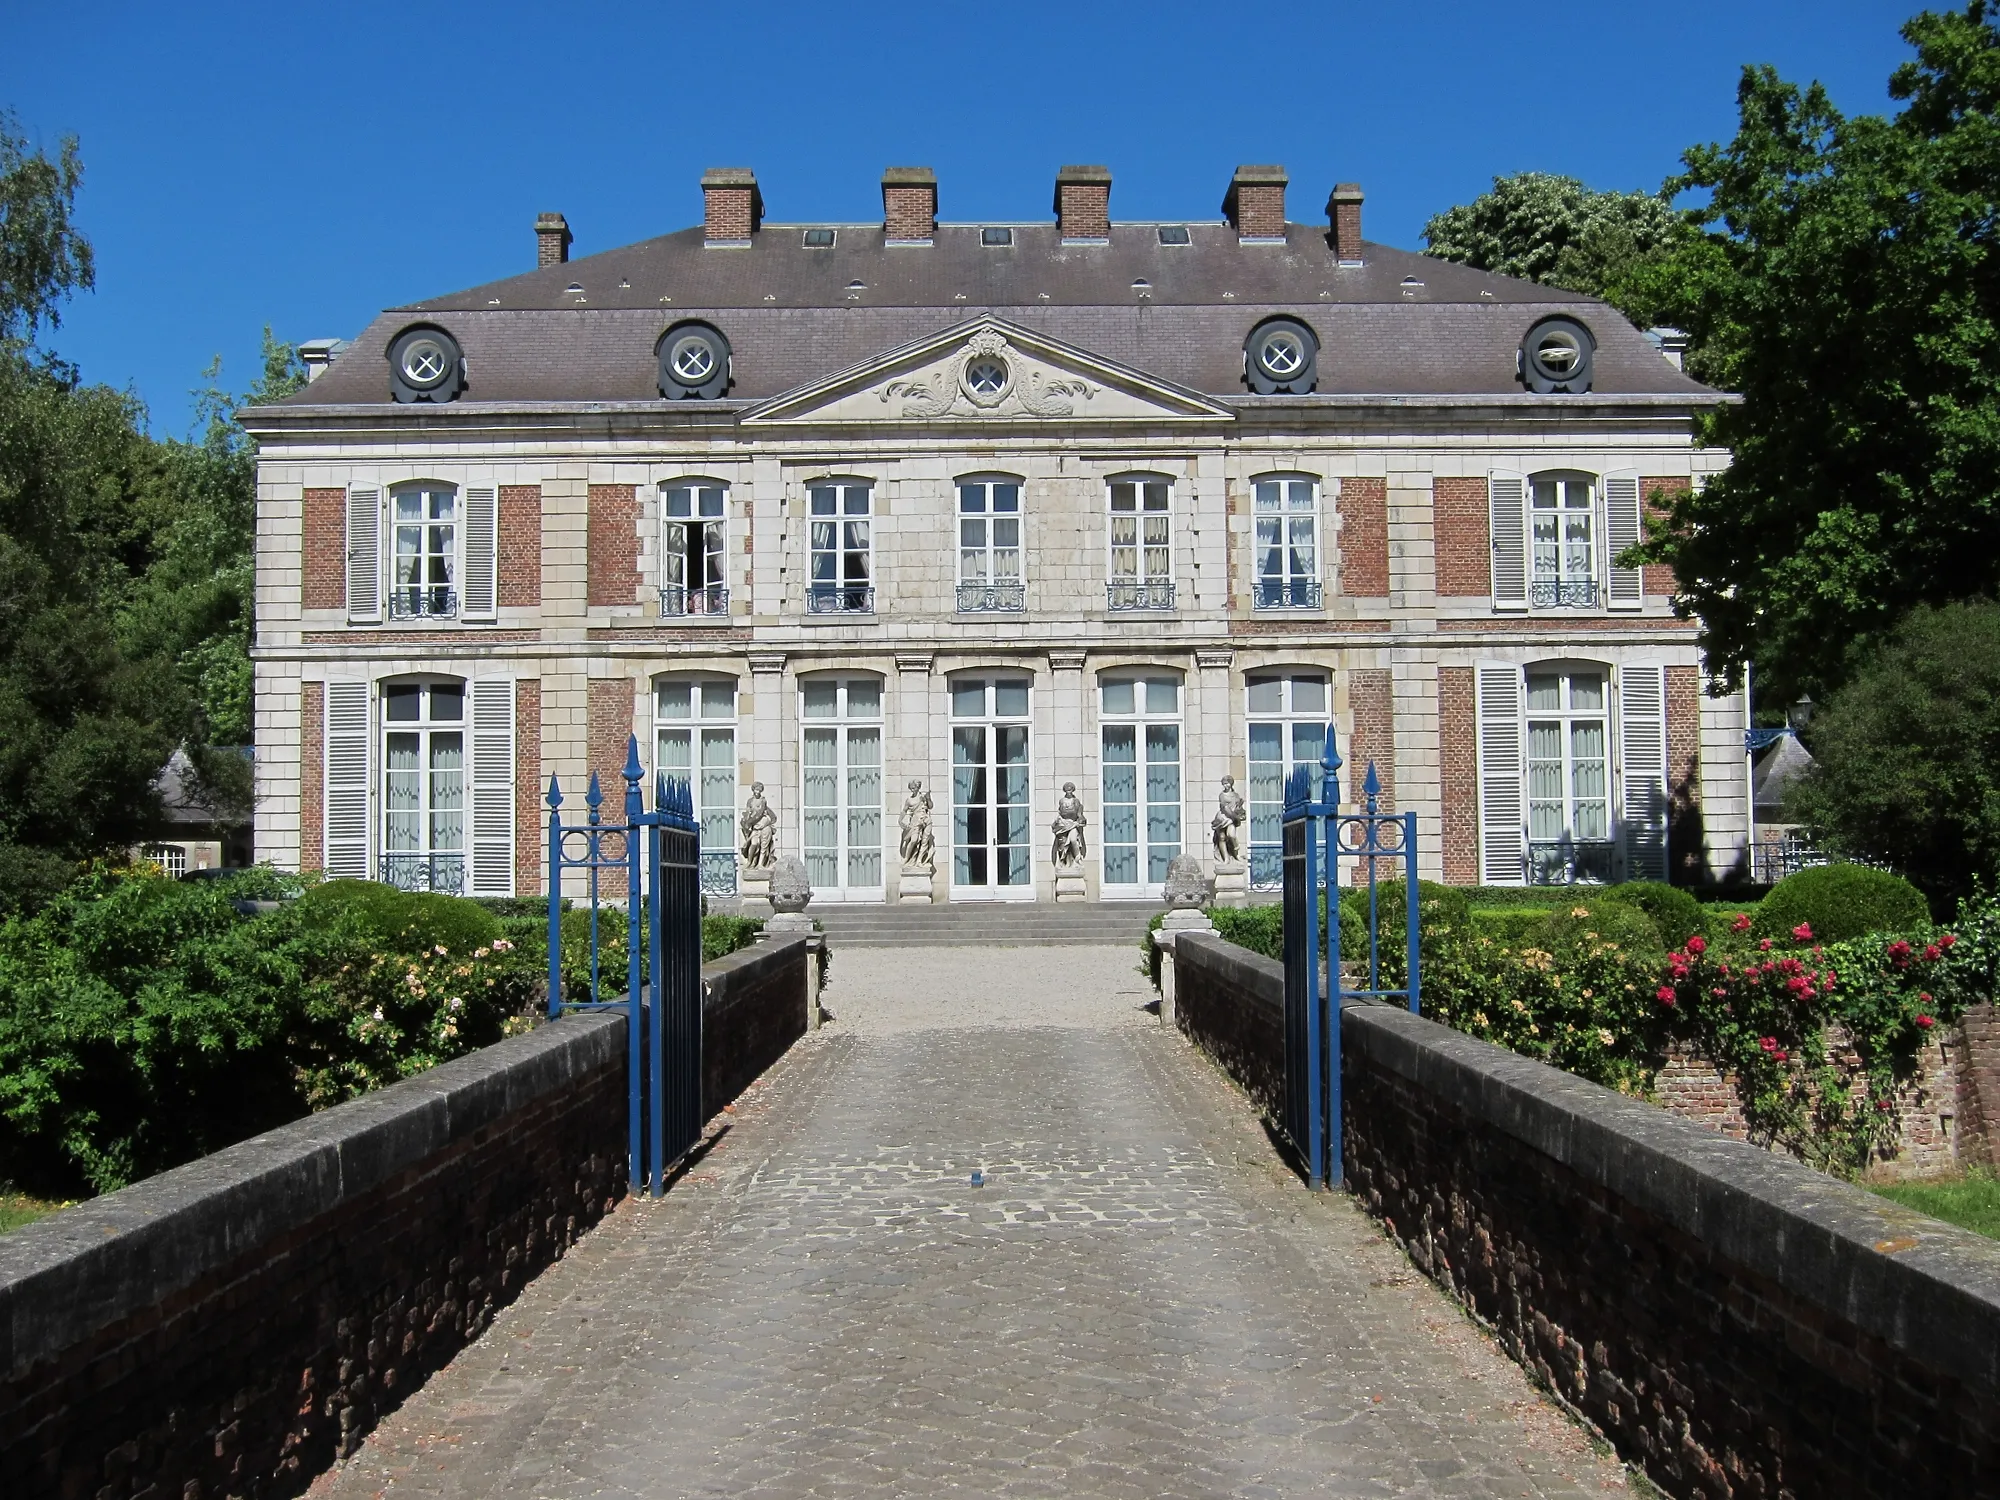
[1686,935,1708,955]
[1942,933,1958,949]
[1712,987,1729,997]
[1759,1036,1777,1051]
[1759,938,1773,952]
[1920,992,1933,1003]
[1731,914,1753,934]
[1656,986,1677,1006]
[1793,923,1813,941]
[1925,944,1942,962]
[1917,1015,1935,1030]
[1773,1049,1789,1062]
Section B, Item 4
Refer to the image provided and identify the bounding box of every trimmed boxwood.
[1599,880,1707,947]
[1753,863,1929,944]
[1535,899,1665,964]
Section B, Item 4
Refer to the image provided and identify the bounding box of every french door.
[950,676,1033,898]
[1246,673,1329,889]
[801,676,884,899]
[1100,673,1182,897]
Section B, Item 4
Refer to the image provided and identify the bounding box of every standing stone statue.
[1051,781,1089,867]
[898,779,935,871]
[739,781,777,869]
[1210,775,1247,865]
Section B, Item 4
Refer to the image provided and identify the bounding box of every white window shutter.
[324,681,372,879]
[1619,663,1670,881]
[470,678,516,897]
[1603,471,1643,611]
[345,487,381,623]
[461,486,498,621]
[1475,662,1527,885]
[1488,471,1527,612]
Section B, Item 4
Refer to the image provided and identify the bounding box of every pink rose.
[1686,935,1708,955]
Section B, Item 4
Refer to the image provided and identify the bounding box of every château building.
[245,163,1746,905]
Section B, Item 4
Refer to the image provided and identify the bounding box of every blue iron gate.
[544,736,704,1197]
[1281,743,1420,1190]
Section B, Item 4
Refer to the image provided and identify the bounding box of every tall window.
[382,679,465,893]
[390,484,456,619]
[801,676,883,894]
[1526,668,1611,883]
[1530,476,1596,608]
[808,481,873,613]
[1100,673,1182,892]
[950,676,1032,893]
[956,477,1024,612]
[1245,673,1329,888]
[1107,477,1173,611]
[1252,476,1320,608]
[662,482,727,617]
[656,678,738,894]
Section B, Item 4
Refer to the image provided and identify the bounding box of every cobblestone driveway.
[319,946,1628,1499]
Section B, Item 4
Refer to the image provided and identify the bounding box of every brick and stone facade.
[247,163,1745,906]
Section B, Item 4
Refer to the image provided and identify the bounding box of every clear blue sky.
[5,0,1924,434]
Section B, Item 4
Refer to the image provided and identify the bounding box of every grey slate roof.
[285,222,1714,408]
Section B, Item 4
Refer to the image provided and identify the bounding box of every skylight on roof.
[803,228,836,248]
[981,227,1013,247]
[1157,225,1191,245]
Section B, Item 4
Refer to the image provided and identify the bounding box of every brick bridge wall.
[0,937,812,1500]
[1171,933,2000,1499]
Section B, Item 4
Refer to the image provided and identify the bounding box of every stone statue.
[739,781,777,869]
[1051,781,1088,868]
[1210,775,1246,864]
[898,779,935,870]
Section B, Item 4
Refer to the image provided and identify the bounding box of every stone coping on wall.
[0,1006,627,1385]
[1170,929,2000,1393]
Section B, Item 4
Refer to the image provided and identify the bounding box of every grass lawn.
[0,1193,69,1233]
[1869,1172,2000,1241]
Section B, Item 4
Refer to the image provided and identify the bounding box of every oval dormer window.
[658,322,731,400]
[388,325,465,404]
[1243,317,1319,395]
[1521,316,1596,394]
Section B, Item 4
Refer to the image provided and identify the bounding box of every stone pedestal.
[1211,859,1249,909]
[898,864,936,903]
[1054,871,1088,903]
[738,866,773,916]
[1155,908,1216,1031]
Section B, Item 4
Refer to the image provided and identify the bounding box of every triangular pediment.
[741,316,1235,427]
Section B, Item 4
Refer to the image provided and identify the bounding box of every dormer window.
[387,325,464,404]
[803,228,836,248]
[657,322,730,400]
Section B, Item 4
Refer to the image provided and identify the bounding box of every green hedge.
[1753,864,1930,945]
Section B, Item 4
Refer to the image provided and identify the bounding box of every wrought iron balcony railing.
[379,852,467,895]
[1106,581,1176,612]
[956,582,1026,613]
[387,585,458,621]
[1527,839,1616,886]
[1253,579,1323,610]
[1530,578,1598,609]
[660,583,730,619]
[700,850,738,896]
[806,583,875,615]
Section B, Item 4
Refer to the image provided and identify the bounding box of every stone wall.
[0,937,814,1500]
[1170,933,2000,1498]
[1173,933,1285,1122]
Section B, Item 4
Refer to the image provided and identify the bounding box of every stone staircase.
[784,901,1164,948]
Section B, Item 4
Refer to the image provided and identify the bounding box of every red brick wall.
[1957,1003,2000,1168]
[883,185,936,240]
[703,183,757,240]
[1439,667,1477,884]
[515,679,541,893]
[1347,668,1396,811]
[303,489,346,611]
[499,485,541,608]
[1056,182,1109,239]
[1667,665,1703,882]
[1336,477,1389,599]
[1434,477,1488,597]
[589,678,633,793]
[587,484,638,607]
[1230,183,1286,238]
[300,682,323,873]
[1641,478,1686,598]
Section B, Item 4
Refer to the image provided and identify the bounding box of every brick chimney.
[536,212,571,267]
[882,167,937,243]
[1327,184,1364,265]
[1054,165,1112,242]
[702,168,762,246]
[1223,165,1288,242]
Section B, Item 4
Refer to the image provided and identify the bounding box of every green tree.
[0,109,92,339]
[1787,600,2000,910]
[1639,3,2000,700]
[1421,171,1684,300]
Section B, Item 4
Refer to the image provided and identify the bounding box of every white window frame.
[799,674,885,898]
[655,675,739,894]
[1250,474,1321,609]
[947,674,1035,899]
[380,676,468,894]
[807,480,874,614]
[1098,671,1184,897]
[955,474,1025,613]
[1528,472,1598,610]
[661,480,729,618]
[1244,672,1331,889]
[1524,665,1614,885]
[387,482,461,622]
[1106,474,1174,611]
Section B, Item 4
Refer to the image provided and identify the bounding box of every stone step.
[787,902,1165,948]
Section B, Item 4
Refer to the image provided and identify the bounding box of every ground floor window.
[657,676,738,894]
[802,675,884,895]
[1246,672,1329,888]
[1526,668,1611,884]
[950,675,1032,893]
[381,679,465,893]
[1100,673,1182,893]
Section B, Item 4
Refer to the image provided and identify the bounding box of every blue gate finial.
[623,736,645,820]
[585,771,603,825]
[1362,762,1381,804]
[546,774,563,810]
[1321,737,1343,775]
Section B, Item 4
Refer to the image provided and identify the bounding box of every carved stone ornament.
[769,855,813,913]
[1050,781,1089,868]
[1162,854,1211,910]
[879,333,1096,420]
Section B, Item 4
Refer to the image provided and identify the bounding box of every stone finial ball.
[769,855,813,913]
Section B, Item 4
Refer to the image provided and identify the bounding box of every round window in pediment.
[967,359,1008,396]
